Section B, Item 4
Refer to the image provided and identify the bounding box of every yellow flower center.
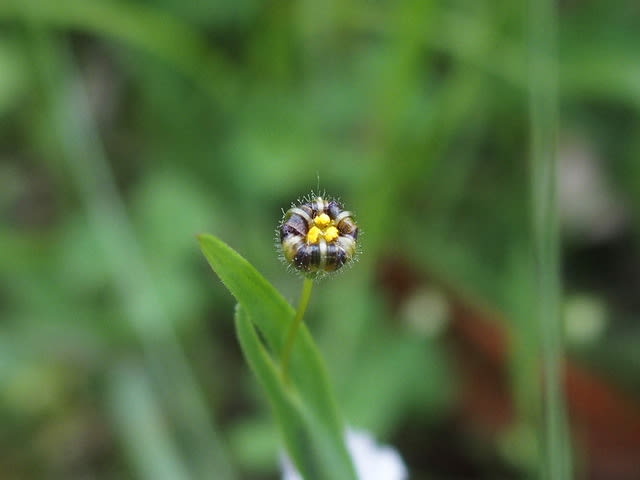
[306,214,340,244]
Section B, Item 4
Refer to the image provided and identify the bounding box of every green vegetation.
[1,1,639,478]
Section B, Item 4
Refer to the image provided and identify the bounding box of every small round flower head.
[279,194,359,277]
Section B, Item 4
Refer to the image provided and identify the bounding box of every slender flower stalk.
[277,194,359,381]
[281,276,314,382]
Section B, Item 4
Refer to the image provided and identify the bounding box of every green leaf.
[198,233,292,352]
[198,234,356,480]
[236,306,356,479]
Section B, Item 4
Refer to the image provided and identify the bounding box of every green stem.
[528,0,573,477]
[281,276,315,383]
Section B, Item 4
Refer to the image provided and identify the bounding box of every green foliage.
[2,0,640,478]
[199,234,356,480]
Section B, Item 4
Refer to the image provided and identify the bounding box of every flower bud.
[279,195,359,277]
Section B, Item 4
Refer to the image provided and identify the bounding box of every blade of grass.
[108,364,191,480]
[235,305,357,480]
[528,0,573,478]
[198,234,341,421]
[199,234,357,480]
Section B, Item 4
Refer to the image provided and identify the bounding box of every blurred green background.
[2,0,640,478]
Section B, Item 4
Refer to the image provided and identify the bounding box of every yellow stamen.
[314,213,331,228]
[307,225,322,243]
[324,226,339,242]
[307,214,340,244]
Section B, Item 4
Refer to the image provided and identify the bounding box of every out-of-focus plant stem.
[528,0,573,478]
[281,276,314,384]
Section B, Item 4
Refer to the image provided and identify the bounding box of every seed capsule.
[279,195,359,276]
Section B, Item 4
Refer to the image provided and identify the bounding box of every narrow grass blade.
[235,306,357,480]
[198,234,356,479]
[528,0,573,477]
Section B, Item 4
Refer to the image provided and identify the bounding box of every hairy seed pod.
[279,195,359,277]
